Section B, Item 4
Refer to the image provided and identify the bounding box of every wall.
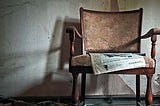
[0,0,159,96]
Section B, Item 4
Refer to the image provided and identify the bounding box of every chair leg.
[136,75,141,106]
[72,72,79,106]
[81,73,86,104]
[145,74,153,106]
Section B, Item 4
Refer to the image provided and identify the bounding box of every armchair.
[66,7,160,106]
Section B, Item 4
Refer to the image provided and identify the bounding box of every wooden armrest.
[141,28,160,60]
[66,26,82,41]
[141,28,160,39]
[66,26,82,57]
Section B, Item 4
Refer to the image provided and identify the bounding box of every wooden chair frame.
[66,8,160,106]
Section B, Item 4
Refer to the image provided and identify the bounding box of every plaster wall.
[0,0,159,96]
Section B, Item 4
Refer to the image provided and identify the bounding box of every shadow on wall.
[19,71,72,96]
[19,17,82,96]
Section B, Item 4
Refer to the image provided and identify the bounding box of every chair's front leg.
[145,74,153,106]
[72,72,79,106]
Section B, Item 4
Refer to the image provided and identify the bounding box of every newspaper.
[89,53,146,75]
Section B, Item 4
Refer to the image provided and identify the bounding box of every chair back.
[80,7,143,53]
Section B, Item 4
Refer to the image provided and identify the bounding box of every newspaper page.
[89,53,146,75]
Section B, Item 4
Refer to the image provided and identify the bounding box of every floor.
[0,96,160,106]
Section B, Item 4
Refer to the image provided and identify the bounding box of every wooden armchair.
[66,7,160,106]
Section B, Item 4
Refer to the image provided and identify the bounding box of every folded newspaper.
[89,53,146,75]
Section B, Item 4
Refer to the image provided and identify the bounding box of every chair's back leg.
[136,75,141,106]
[81,73,86,104]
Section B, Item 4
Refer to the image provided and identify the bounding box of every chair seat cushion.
[71,54,155,68]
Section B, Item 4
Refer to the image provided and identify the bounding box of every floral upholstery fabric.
[81,9,142,53]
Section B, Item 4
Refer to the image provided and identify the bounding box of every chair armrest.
[66,26,82,57]
[141,28,160,60]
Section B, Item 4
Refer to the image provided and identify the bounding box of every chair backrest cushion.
[80,7,143,53]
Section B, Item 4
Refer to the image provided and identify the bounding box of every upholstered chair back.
[80,8,143,53]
